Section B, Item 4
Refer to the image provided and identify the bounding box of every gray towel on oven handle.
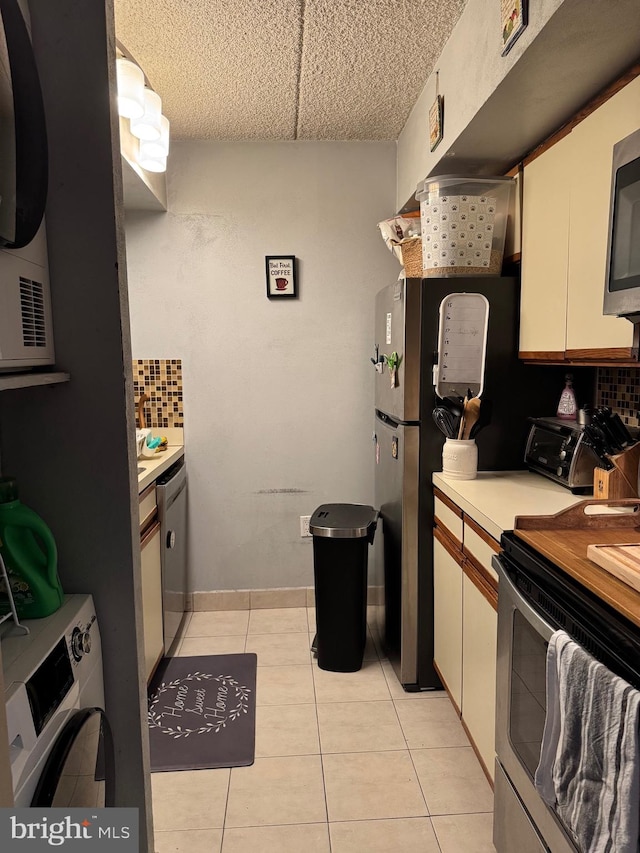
[534,629,640,853]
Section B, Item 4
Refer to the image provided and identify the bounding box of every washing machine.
[1,594,114,807]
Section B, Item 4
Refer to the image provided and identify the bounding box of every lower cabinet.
[433,533,463,710]
[139,482,164,684]
[433,487,499,783]
[141,521,163,683]
[461,572,498,777]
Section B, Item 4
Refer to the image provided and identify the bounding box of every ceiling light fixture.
[138,114,170,172]
[130,88,162,142]
[116,45,169,175]
[137,152,167,174]
[115,57,145,120]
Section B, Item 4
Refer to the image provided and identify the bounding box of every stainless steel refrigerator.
[371,276,568,691]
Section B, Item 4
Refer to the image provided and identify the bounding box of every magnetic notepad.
[434,292,489,399]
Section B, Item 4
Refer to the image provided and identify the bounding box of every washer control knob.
[71,627,92,661]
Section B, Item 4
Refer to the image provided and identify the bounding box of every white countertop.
[137,444,184,492]
[433,470,589,541]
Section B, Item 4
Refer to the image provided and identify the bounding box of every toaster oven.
[524,417,600,493]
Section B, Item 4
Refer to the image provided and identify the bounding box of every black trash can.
[310,503,378,673]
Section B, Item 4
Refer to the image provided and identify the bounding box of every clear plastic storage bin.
[415,175,514,277]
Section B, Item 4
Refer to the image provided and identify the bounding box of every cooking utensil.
[462,397,481,440]
[469,398,492,439]
[582,424,614,469]
[592,409,624,454]
[137,393,149,429]
[457,395,473,440]
[432,407,457,438]
[607,411,634,449]
[439,395,465,418]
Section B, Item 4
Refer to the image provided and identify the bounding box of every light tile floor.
[151,607,495,853]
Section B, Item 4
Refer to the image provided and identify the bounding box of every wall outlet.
[300,515,312,538]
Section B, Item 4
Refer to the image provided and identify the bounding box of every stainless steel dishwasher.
[156,458,188,655]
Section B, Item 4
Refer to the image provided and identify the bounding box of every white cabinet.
[462,517,499,781]
[434,493,463,542]
[139,482,164,683]
[141,521,163,683]
[433,490,464,710]
[520,132,572,357]
[432,487,499,782]
[520,76,640,360]
[433,532,463,710]
[565,78,640,355]
[462,573,498,777]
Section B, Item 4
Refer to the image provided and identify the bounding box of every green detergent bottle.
[0,477,64,619]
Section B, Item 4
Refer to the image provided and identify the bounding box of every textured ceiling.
[114,0,467,140]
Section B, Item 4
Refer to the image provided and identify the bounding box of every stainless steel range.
[493,533,640,852]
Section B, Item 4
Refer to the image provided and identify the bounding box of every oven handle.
[493,553,555,642]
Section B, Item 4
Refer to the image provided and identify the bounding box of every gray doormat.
[147,653,257,772]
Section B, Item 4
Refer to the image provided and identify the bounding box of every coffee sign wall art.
[266,255,297,298]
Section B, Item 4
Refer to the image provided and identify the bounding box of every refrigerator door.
[374,279,422,423]
[372,411,419,687]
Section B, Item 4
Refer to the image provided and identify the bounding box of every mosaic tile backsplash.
[596,367,640,428]
[129,360,634,430]
[133,359,184,428]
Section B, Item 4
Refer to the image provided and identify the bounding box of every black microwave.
[603,126,640,321]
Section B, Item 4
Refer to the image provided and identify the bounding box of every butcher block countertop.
[514,499,640,629]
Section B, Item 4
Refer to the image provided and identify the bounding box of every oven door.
[494,556,578,853]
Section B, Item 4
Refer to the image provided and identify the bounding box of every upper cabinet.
[519,131,572,358]
[520,76,640,362]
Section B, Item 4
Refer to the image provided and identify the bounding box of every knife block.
[593,442,640,500]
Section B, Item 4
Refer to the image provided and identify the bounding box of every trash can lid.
[309,504,378,539]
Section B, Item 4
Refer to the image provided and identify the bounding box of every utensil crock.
[442,438,478,480]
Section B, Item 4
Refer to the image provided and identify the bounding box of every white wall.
[125,140,397,591]
[397,0,563,208]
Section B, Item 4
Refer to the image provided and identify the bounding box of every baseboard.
[191,588,310,611]
[191,584,385,611]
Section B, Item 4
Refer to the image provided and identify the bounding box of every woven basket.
[400,238,423,277]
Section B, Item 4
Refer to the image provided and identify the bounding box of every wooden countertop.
[514,501,640,628]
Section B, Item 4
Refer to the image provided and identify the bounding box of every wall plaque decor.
[265,255,297,298]
[501,0,528,56]
[429,71,443,152]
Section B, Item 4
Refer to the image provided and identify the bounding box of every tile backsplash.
[133,359,184,428]
[596,367,640,428]
[129,360,635,431]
